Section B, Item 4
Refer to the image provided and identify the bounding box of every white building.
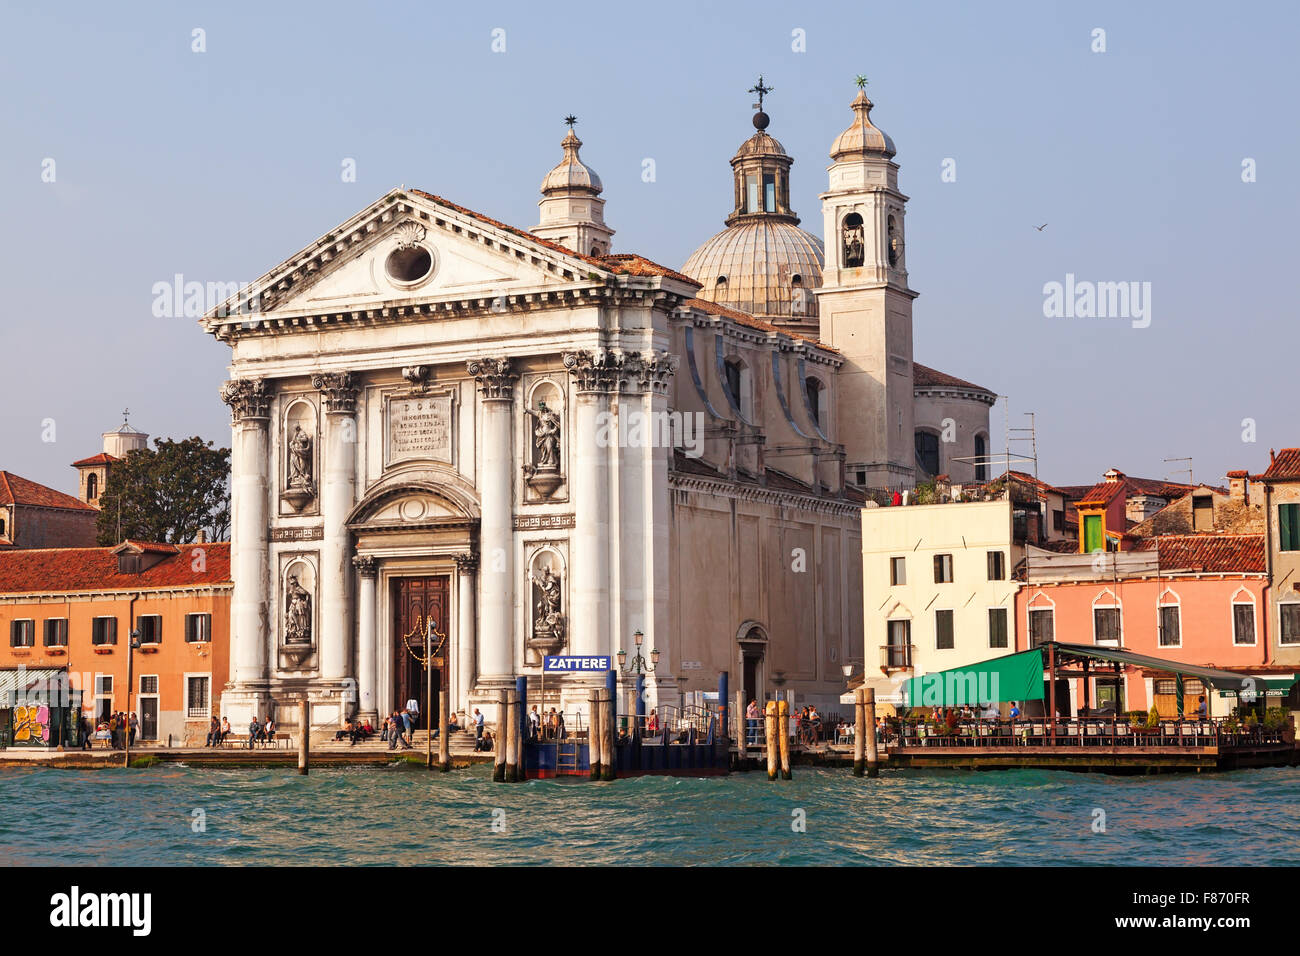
[200,81,995,729]
[861,498,1022,706]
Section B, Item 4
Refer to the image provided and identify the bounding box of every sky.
[1,0,1296,494]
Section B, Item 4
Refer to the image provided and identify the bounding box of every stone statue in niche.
[285,575,312,645]
[522,399,564,499]
[528,401,561,470]
[288,425,314,489]
[529,563,565,654]
[281,423,317,513]
[843,219,865,268]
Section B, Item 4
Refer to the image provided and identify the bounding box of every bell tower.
[816,80,917,488]
[533,116,614,257]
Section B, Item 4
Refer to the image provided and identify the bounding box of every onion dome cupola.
[681,76,825,336]
[532,116,615,257]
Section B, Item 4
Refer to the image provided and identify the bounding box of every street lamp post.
[617,630,659,736]
[125,625,141,766]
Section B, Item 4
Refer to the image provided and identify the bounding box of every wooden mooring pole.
[864,687,880,778]
[735,690,748,762]
[493,690,507,782]
[437,680,450,772]
[505,690,520,782]
[853,688,866,777]
[298,699,310,775]
[765,700,778,781]
[588,689,602,780]
[601,688,616,781]
[777,697,792,780]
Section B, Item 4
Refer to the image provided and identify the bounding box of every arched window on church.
[915,430,940,478]
[804,375,824,427]
[87,473,98,501]
[842,213,865,268]
[887,215,901,268]
[724,358,752,421]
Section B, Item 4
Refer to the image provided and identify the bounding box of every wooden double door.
[392,576,450,725]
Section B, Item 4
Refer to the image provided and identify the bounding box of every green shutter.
[1084,514,1103,553]
[1282,505,1300,552]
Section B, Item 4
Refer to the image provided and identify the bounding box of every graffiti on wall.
[13,704,49,744]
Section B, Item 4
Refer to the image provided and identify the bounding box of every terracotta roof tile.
[0,472,95,511]
[0,543,232,594]
[71,453,118,467]
[1257,448,1300,481]
[1131,534,1265,574]
[912,363,993,393]
[596,253,700,287]
[681,297,830,349]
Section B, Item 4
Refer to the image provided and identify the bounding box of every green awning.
[1047,643,1264,694]
[904,649,1045,708]
[1218,676,1298,699]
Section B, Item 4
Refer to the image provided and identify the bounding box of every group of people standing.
[79,711,136,750]
[526,705,567,741]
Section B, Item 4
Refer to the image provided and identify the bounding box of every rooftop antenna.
[1163,456,1193,485]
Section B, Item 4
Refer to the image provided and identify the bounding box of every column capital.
[312,371,360,414]
[620,349,679,394]
[467,357,518,401]
[563,348,622,393]
[454,551,479,573]
[220,377,272,423]
[352,554,377,578]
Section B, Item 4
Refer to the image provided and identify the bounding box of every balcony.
[880,643,915,671]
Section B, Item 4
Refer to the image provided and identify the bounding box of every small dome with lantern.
[829,86,896,161]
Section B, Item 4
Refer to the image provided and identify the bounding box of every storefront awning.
[0,667,68,706]
[1046,643,1269,695]
[1217,676,1298,699]
[903,649,1046,708]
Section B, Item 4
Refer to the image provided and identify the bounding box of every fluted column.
[313,371,359,686]
[564,350,617,660]
[469,358,518,683]
[353,554,377,719]
[220,378,272,689]
[455,551,478,711]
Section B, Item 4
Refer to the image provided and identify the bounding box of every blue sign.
[543,655,612,673]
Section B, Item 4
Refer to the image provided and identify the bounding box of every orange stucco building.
[0,540,230,745]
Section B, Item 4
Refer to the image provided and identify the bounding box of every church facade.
[201,83,993,729]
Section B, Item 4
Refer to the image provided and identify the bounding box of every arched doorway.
[392,575,450,730]
[736,622,769,706]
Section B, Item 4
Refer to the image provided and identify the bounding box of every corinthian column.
[219,377,272,714]
[353,554,377,720]
[313,371,359,687]
[455,551,479,711]
[468,358,518,684]
[563,349,618,660]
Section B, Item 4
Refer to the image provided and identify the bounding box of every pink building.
[1016,535,1281,716]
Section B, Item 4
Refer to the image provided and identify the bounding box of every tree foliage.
[95,437,231,545]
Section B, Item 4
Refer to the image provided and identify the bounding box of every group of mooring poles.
[853,686,880,778]
[585,686,616,781]
[763,700,793,780]
[494,676,530,783]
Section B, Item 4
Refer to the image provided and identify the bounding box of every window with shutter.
[1233,603,1256,645]
[935,610,954,650]
[988,608,1008,648]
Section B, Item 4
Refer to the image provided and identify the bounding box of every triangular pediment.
[200,188,608,328]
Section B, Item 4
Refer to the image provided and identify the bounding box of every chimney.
[1226,470,1249,502]
[194,529,207,544]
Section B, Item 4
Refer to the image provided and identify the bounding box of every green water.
[3,764,1297,865]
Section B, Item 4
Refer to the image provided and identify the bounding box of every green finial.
[855,75,869,90]
[563,114,577,129]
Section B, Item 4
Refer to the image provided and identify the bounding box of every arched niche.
[281,557,317,650]
[281,398,319,514]
[527,546,567,658]
[523,379,566,500]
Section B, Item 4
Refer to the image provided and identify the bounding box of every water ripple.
[1,765,1297,866]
